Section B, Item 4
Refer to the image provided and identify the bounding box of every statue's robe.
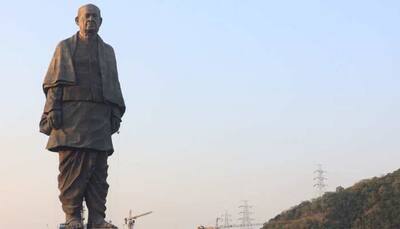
[40,33,125,154]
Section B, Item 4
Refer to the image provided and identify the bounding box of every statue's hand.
[111,116,121,134]
[48,110,62,129]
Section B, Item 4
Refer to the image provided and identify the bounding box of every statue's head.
[75,4,102,39]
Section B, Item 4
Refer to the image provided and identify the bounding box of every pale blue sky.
[0,1,400,228]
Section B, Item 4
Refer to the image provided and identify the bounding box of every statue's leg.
[58,150,97,225]
[85,151,110,225]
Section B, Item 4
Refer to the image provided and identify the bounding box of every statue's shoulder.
[103,40,113,48]
[97,35,114,51]
[102,40,115,53]
[54,35,76,50]
[100,40,117,59]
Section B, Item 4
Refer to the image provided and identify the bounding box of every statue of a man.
[39,4,125,229]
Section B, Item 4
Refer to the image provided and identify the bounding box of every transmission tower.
[238,200,254,229]
[203,202,263,229]
[313,164,327,197]
[221,211,232,228]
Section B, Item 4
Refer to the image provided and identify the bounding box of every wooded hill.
[262,169,400,229]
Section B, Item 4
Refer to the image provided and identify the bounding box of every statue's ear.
[75,16,79,26]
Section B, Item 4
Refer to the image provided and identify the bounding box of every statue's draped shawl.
[43,33,125,115]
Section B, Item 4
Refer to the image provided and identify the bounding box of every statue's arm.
[46,87,63,130]
[44,86,63,113]
[111,105,122,134]
[40,86,63,134]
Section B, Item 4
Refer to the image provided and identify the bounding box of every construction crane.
[124,210,153,229]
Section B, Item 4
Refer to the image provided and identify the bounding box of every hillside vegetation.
[262,169,400,229]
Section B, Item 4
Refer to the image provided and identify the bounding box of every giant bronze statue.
[39,4,125,229]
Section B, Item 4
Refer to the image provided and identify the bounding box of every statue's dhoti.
[58,150,109,222]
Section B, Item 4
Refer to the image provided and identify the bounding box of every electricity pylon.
[314,164,327,197]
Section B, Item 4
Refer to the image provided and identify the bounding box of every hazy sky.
[1,1,400,228]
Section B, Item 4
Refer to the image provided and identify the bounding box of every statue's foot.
[87,220,118,229]
[65,218,84,229]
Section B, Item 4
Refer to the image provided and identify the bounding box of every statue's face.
[75,5,102,37]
